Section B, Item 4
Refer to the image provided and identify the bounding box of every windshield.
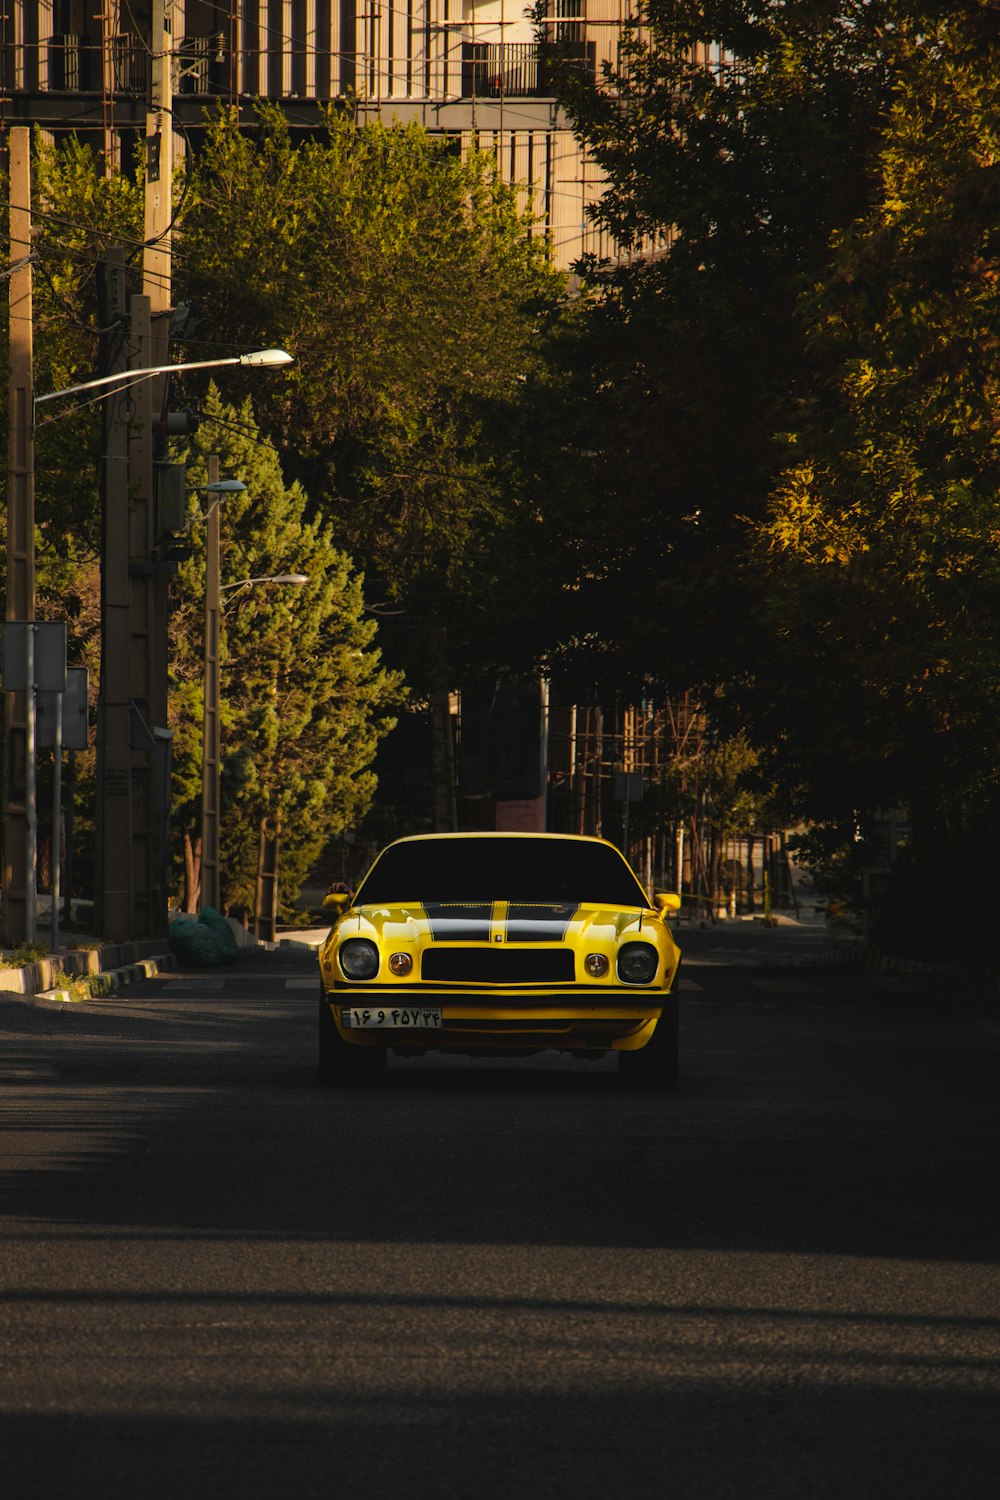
[354,837,649,908]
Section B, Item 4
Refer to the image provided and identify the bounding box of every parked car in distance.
[318,832,682,1086]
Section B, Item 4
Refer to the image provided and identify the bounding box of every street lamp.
[34,349,293,409]
[83,348,291,942]
[198,469,308,919]
[3,344,293,944]
[213,572,308,937]
[222,574,310,600]
[199,471,243,917]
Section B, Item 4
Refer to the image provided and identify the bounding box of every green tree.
[492,1,901,700]
[7,122,555,901]
[750,6,1000,950]
[1,134,144,904]
[5,132,143,563]
[174,106,562,689]
[169,389,404,916]
[491,2,1000,949]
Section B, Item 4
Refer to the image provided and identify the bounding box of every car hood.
[330,901,658,946]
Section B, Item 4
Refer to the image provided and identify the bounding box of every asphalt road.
[2,945,999,1499]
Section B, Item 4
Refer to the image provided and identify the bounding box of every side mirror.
[652,891,682,915]
[322,891,353,913]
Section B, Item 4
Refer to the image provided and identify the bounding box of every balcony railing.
[46,33,148,94]
[110,33,148,95]
[461,43,542,99]
[48,34,85,91]
[460,40,595,99]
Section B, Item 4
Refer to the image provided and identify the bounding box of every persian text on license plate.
[343,1006,442,1029]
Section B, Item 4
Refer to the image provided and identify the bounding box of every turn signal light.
[584,953,609,977]
[388,952,413,976]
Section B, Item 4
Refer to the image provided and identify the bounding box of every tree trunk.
[183,829,201,914]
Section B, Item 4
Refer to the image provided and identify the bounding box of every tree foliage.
[480,1,901,703]
[2,132,143,603]
[750,6,1000,946]
[175,108,562,663]
[485,1,1000,946]
[5,123,521,908]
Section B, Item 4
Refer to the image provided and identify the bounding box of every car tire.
[318,989,386,1085]
[618,997,679,1090]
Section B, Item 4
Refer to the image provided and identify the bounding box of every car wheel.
[618,999,679,1090]
[318,989,386,1085]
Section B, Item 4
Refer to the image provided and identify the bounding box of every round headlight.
[388,952,413,977]
[584,952,610,978]
[617,942,659,985]
[339,939,380,980]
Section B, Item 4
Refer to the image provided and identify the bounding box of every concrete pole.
[3,127,35,946]
[134,0,174,937]
[95,251,135,940]
[126,292,157,936]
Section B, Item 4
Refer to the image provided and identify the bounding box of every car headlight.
[339,939,380,980]
[617,942,659,985]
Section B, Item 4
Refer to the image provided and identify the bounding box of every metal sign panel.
[37,667,90,751]
[612,771,644,803]
[2,621,68,692]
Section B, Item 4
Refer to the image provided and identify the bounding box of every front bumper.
[323,986,672,1052]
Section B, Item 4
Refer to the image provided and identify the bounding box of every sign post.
[38,667,89,951]
[612,770,644,860]
[2,622,68,944]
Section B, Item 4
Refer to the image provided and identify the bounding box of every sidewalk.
[676,913,865,969]
[0,935,180,1004]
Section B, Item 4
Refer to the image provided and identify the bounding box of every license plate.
[343,1006,442,1030]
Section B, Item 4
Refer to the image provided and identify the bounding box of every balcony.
[460,39,595,99]
[110,33,148,95]
[47,32,146,95]
[48,34,85,91]
[461,43,543,99]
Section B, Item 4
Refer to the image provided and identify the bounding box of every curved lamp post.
[222,573,310,602]
[87,353,289,942]
[18,349,295,944]
[34,349,293,408]
[3,348,294,944]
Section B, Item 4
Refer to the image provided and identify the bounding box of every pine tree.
[169,388,404,916]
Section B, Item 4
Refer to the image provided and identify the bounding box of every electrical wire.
[0,253,38,281]
[7,22,626,268]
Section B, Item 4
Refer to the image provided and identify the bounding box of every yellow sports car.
[318,832,682,1086]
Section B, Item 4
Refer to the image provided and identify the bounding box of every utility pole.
[3,127,35,945]
[93,0,175,942]
[95,249,135,939]
[127,290,159,936]
[106,0,176,939]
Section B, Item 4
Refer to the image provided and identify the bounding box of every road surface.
[1,944,998,1497]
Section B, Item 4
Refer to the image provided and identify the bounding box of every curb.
[33,951,178,1004]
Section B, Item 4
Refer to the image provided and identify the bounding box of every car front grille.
[421,949,575,984]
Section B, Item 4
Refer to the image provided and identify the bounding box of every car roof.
[384,832,619,846]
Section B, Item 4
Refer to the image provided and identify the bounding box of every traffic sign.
[2,621,68,692]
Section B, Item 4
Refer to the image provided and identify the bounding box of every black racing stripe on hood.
[423,903,492,942]
[505,903,580,943]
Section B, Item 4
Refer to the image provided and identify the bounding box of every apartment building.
[1,0,640,267]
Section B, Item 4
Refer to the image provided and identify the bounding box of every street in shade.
[0,911,998,1500]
